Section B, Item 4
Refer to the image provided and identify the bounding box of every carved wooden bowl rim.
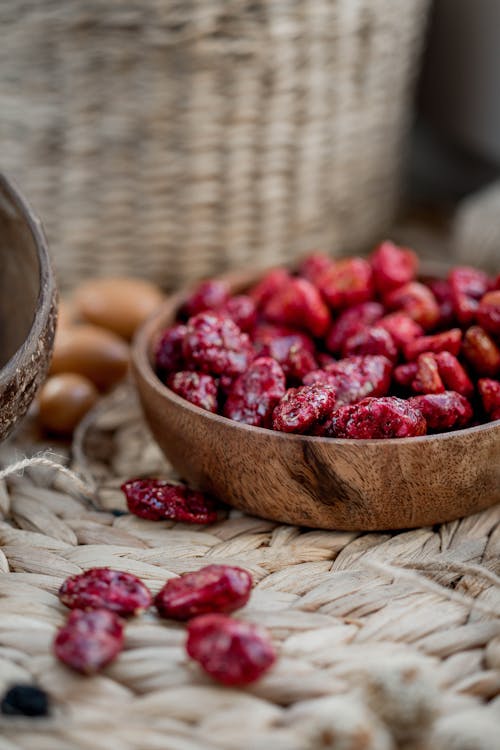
[0,172,56,386]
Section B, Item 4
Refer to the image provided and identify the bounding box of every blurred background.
[1,0,499,290]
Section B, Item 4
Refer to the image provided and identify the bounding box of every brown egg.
[50,324,129,391]
[57,298,78,330]
[38,373,99,436]
[74,277,165,340]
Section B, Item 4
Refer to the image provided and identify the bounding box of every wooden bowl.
[0,174,57,442]
[132,270,500,531]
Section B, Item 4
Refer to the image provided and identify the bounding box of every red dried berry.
[330,396,427,439]
[186,614,276,686]
[462,326,500,376]
[326,302,384,353]
[478,378,500,418]
[54,609,124,674]
[316,352,336,368]
[409,392,473,431]
[318,257,374,310]
[377,313,423,350]
[121,479,218,524]
[370,240,418,294]
[385,282,440,330]
[250,268,290,309]
[183,311,254,377]
[223,357,286,427]
[257,333,317,383]
[342,325,398,363]
[155,565,252,621]
[298,251,334,284]
[411,353,445,394]
[222,295,258,333]
[263,277,331,338]
[449,266,491,326]
[305,355,393,405]
[426,278,455,329]
[59,568,152,616]
[181,280,230,318]
[477,291,500,337]
[434,351,474,398]
[168,371,218,412]
[272,383,336,434]
[403,328,462,361]
[155,324,187,374]
[393,362,418,388]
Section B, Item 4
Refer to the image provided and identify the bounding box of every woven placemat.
[0,386,499,750]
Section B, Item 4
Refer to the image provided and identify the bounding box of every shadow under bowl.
[132,270,500,531]
[0,173,57,442]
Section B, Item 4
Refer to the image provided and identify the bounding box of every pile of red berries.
[155,241,500,438]
[54,564,275,685]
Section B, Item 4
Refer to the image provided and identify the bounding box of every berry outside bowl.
[0,173,57,442]
[132,270,500,531]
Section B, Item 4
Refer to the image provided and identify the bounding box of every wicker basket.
[0,1,429,290]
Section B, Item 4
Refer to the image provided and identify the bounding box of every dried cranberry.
[393,362,418,388]
[168,371,218,412]
[181,280,230,318]
[155,324,187,374]
[478,378,500,419]
[59,568,152,616]
[377,312,423,350]
[342,325,398,362]
[434,351,474,398]
[370,240,418,294]
[298,251,334,284]
[54,609,124,674]
[426,278,455,329]
[318,257,374,310]
[449,266,491,326]
[183,311,254,377]
[403,328,462,361]
[250,268,290,309]
[186,614,276,685]
[222,295,258,333]
[272,383,336,433]
[155,565,252,620]
[257,333,317,383]
[305,355,393,405]
[263,277,331,338]
[462,326,500,376]
[223,357,286,427]
[330,397,427,439]
[412,353,445,394]
[326,302,384,353]
[477,291,500,337]
[385,282,440,330]
[121,479,218,524]
[409,392,473,431]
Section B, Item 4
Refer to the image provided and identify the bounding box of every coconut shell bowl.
[0,174,57,442]
[132,271,500,532]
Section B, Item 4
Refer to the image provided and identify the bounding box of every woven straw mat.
[0,0,429,290]
[0,385,499,750]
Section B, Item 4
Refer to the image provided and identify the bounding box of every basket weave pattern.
[1,1,429,289]
[0,388,498,749]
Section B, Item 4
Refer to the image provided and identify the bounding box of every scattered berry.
[121,479,218,524]
[186,614,276,685]
[59,568,152,616]
[155,565,252,620]
[54,609,124,674]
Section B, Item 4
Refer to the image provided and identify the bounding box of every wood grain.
[132,272,500,531]
[0,173,57,441]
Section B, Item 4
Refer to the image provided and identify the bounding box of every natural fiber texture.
[0,0,429,290]
[0,387,499,749]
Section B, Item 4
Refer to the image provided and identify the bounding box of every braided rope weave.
[0,0,429,290]
[0,388,498,749]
